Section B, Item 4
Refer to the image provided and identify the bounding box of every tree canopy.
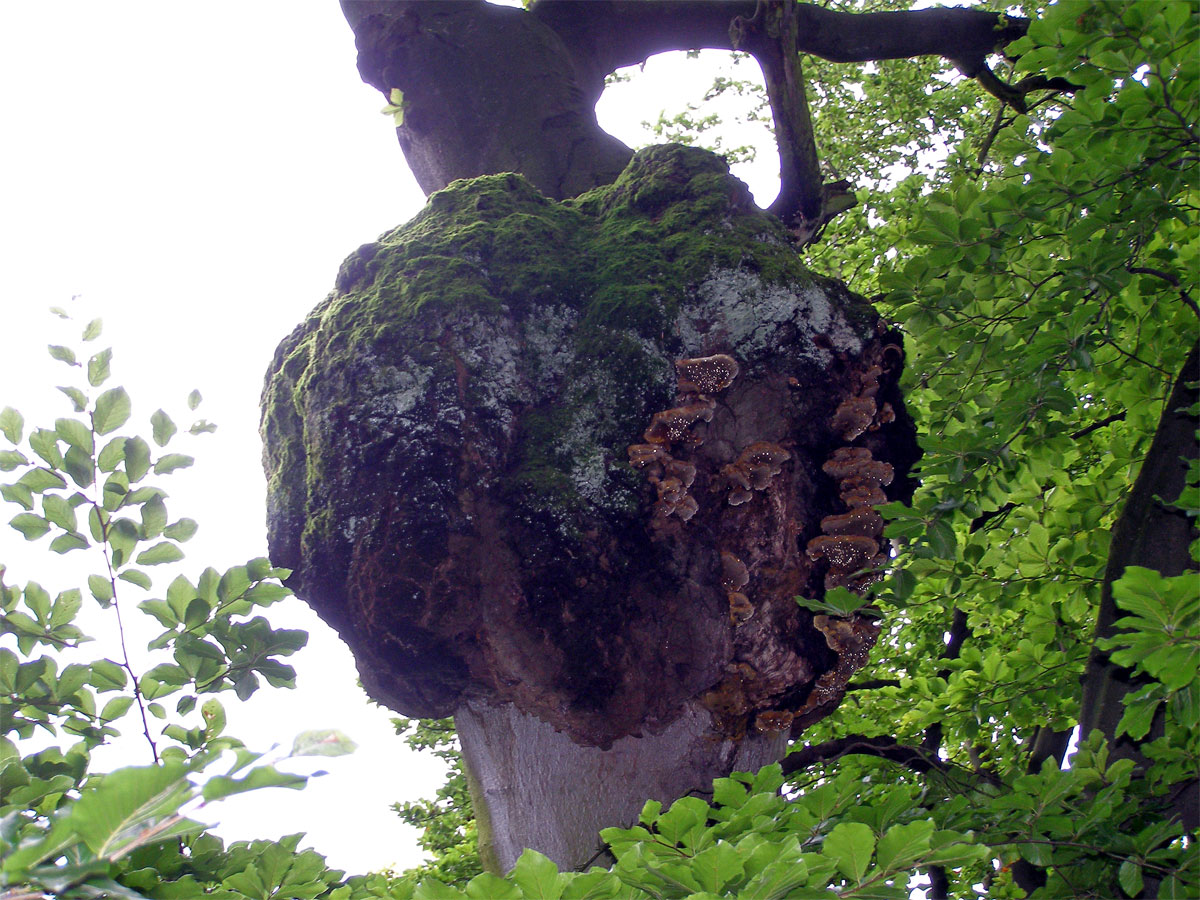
[1,1,1196,899]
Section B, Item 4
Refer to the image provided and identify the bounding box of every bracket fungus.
[643,399,716,445]
[720,441,791,505]
[261,145,919,871]
[676,353,740,396]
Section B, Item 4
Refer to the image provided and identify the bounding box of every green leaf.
[101,695,134,722]
[88,347,112,386]
[140,495,168,539]
[823,822,875,883]
[68,761,196,856]
[25,581,51,620]
[48,344,78,366]
[29,428,63,467]
[796,586,871,618]
[414,881,467,899]
[97,436,126,472]
[151,409,177,447]
[19,467,66,493]
[124,436,151,483]
[136,541,185,566]
[153,453,194,475]
[82,318,103,341]
[1,482,34,510]
[875,820,934,871]
[118,568,153,590]
[50,588,82,627]
[145,663,190,686]
[464,873,522,900]
[55,417,94,455]
[63,445,94,488]
[0,407,25,444]
[88,574,115,604]
[510,849,563,900]
[58,385,88,412]
[187,390,202,411]
[93,387,132,435]
[690,841,745,894]
[42,493,77,531]
[290,729,358,758]
[90,659,128,690]
[218,566,251,604]
[244,581,291,605]
[200,765,307,802]
[1118,859,1143,897]
[107,515,139,564]
[10,512,50,540]
[163,518,199,542]
[0,449,29,471]
[50,531,89,554]
[381,87,406,126]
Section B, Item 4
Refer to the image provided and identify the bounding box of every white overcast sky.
[0,1,775,876]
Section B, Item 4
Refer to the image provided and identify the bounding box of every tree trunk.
[457,700,786,871]
[1079,342,1199,830]
[261,146,918,873]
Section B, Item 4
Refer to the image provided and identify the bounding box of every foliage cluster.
[0,310,358,899]
[1,1,1196,899]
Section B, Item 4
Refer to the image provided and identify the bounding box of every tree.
[3,1,1193,898]
[257,0,1199,893]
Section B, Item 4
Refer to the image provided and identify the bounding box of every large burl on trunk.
[261,145,917,871]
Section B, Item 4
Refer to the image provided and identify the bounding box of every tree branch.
[845,678,901,692]
[780,733,948,777]
[1128,266,1200,319]
[534,2,1028,80]
[974,65,1080,114]
[732,1,851,244]
[344,1,1036,204]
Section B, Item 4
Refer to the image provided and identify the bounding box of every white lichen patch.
[522,304,580,400]
[676,268,865,369]
[449,311,524,428]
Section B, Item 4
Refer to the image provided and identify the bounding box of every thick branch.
[731,1,839,242]
[343,1,1031,201]
[534,2,1027,81]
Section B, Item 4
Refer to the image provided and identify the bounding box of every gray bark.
[457,700,787,871]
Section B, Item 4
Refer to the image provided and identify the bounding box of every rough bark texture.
[261,146,918,869]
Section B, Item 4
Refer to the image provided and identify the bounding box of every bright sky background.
[0,2,776,876]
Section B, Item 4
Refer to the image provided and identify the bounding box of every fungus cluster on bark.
[629,353,742,532]
[261,144,920,870]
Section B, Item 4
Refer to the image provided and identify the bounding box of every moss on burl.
[260,144,902,741]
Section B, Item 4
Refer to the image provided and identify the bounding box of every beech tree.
[1,1,1195,899]
[257,0,1198,892]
